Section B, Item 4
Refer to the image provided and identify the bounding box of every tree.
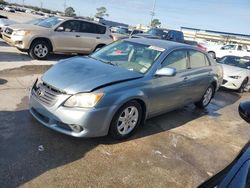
[151,18,161,27]
[65,7,76,17]
[95,6,109,18]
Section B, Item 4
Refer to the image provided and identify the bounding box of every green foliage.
[151,18,161,27]
[65,6,76,17]
[95,6,109,18]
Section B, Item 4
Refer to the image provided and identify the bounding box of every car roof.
[62,17,106,27]
[124,38,192,50]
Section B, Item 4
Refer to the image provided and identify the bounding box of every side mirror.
[155,67,176,77]
[56,26,64,32]
[247,66,250,70]
[239,101,250,123]
[221,47,225,50]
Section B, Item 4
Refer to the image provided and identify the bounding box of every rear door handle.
[96,37,100,39]
[76,35,81,38]
[183,76,188,81]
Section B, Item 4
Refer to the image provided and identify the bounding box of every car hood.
[42,57,143,94]
[221,64,246,76]
[133,33,161,39]
[8,24,48,31]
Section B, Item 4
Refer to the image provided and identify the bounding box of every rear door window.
[80,21,106,34]
[189,50,209,69]
[59,20,81,32]
[162,50,188,71]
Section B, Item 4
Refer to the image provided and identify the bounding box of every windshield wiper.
[89,56,117,66]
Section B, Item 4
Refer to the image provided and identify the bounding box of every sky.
[7,0,250,34]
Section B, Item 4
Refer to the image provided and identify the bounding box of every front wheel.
[29,40,51,60]
[109,101,142,140]
[195,85,214,109]
[239,78,248,93]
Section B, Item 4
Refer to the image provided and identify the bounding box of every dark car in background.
[133,28,185,43]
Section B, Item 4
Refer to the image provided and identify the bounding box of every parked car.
[207,44,250,59]
[4,6,15,13]
[2,17,113,59]
[0,18,17,38]
[111,26,130,41]
[133,28,185,43]
[29,38,223,139]
[0,15,8,19]
[199,102,250,188]
[185,40,208,51]
[130,29,143,36]
[217,56,250,92]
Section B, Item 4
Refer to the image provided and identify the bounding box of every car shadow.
[0,90,241,187]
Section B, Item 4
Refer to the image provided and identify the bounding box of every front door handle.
[183,76,188,81]
[96,37,100,39]
[76,35,81,38]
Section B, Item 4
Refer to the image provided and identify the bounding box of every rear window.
[189,50,209,68]
[80,21,106,34]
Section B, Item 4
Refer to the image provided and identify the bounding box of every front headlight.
[64,93,104,108]
[229,75,241,79]
[12,30,30,36]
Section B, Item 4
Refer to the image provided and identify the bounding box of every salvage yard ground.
[0,11,250,188]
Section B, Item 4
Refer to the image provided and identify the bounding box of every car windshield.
[37,17,64,28]
[90,40,164,74]
[147,28,166,36]
[217,56,250,69]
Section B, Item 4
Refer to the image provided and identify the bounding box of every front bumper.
[29,87,117,138]
[2,33,30,50]
[221,76,244,90]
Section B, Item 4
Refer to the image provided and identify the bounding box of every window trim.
[187,49,211,70]
[160,49,189,73]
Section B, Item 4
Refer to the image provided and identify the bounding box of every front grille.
[4,27,13,35]
[33,82,62,106]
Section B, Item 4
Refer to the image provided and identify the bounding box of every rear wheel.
[239,78,248,93]
[109,101,142,140]
[195,85,214,109]
[29,40,51,60]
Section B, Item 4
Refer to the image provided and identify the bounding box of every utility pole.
[22,0,25,7]
[63,0,67,11]
[40,1,43,9]
[150,0,156,26]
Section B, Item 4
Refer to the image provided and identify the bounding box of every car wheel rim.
[117,106,139,135]
[203,87,213,106]
[34,44,48,58]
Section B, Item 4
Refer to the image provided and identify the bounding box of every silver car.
[29,38,223,139]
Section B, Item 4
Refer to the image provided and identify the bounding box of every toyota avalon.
[29,38,223,139]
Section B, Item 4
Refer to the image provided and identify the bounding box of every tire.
[29,40,51,60]
[109,101,142,140]
[195,85,215,109]
[208,51,216,59]
[239,78,248,93]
